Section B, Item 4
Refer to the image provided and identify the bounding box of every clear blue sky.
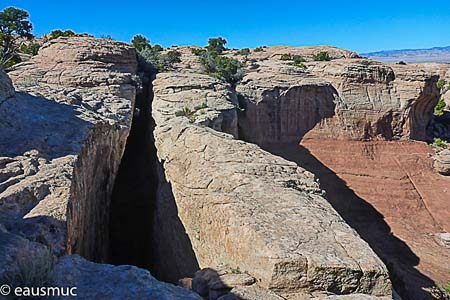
[2,0,450,53]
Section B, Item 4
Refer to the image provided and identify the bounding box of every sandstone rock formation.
[434,149,450,175]
[151,50,392,297]
[0,37,210,299]
[51,255,202,300]
[2,38,447,300]
[237,56,439,144]
[2,37,137,261]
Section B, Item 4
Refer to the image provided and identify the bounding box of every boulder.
[434,149,450,175]
[50,255,202,300]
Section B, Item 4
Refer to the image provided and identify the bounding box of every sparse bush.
[100,34,114,40]
[131,34,151,51]
[435,99,446,117]
[445,274,450,293]
[137,47,181,73]
[254,47,265,52]
[207,37,227,54]
[194,102,208,110]
[191,48,206,56]
[437,79,446,91]
[313,51,331,61]
[293,61,306,69]
[292,55,306,68]
[199,52,243,84]
[47,29,85,40]
[152,44,163,52]
[175,107,196,122]
[231,267,241,274]
[7,248,55,291]
[237,48,250,56]
[434,138,448,148]
[19,42,40,56]
[280,54,291,61]
[133,35,180,73]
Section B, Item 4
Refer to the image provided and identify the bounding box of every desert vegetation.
[313,51,331,61]
[0,7,33,68]
[196,37,244,84]
[279,54,306,68]
[132,34,181,74]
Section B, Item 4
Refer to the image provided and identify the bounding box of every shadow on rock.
[260,142,437,300]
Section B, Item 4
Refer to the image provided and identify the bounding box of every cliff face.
[4,37,137,261]
[235,50,439,143]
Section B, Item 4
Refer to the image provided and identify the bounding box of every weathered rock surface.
[1,37,137,261]
[51,255,202,300]
[236,56,439,143]
[0,69,14,101]
[434,149,450,175]
[152,60,392,296]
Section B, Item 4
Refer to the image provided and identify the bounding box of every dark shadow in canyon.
[260,142,436,300]
[108,83,155,269]
[108,81,199,282]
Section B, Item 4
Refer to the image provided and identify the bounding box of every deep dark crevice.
[108,80,157,270]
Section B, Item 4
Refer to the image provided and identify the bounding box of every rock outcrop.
[51,255,202,300]
[151,51,392,297]
[3,39,446,300]
[2,37,137,261]
[236,53,439,144]
[434,149,450,175]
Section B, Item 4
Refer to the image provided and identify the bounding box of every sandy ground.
[262,139,450,300]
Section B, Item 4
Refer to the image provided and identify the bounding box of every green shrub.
[19,42,40,56]
[191,48,206,56]
[138,48,181,73]
[435,99,446,116]
[445,274,450,293]
[293,61,306,69]
[194,102,208,110]
[437,79,446,90]
[131,34,151,51]
[133,34,180,73]
[313,51,331,61]
[175,107,196,122]
[237,48,250,55]
[434,138,448,148]
[280,54,291,61]
[207,37,227,54]
[254,47,265,52]
[47,29,86,40]
[0,7,33,68]
[199,52,243,84]
[152,44,163,52]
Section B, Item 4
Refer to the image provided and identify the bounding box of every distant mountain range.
[362,46,450,63]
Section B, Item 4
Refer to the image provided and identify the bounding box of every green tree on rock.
[0,7,33,68]
[132,34,151,51]
[207,37,227,54]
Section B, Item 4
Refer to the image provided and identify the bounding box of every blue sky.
[2,0,450,53]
